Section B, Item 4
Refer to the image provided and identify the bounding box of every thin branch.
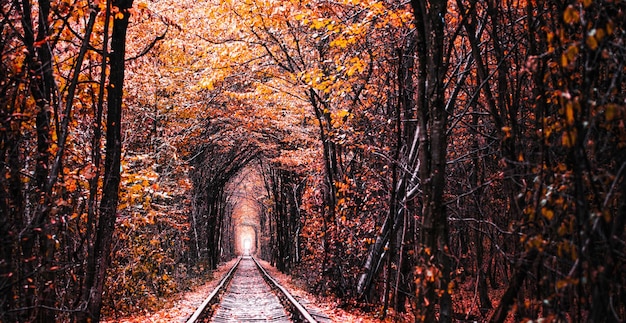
[125,22,168,61]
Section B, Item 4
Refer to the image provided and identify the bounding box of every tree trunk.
[470,109,492,314]
[77,1,133,321]
[410,0,451,321]
[0,123,23,322]
[19,0,56,319]
[309,87,345,294]
[489,248,539,323]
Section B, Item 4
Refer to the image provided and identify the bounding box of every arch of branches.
[187,140,306,272]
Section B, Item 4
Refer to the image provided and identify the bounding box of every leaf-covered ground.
[102,259,238,323]
[103,257,408,322]
[256,259,415,323]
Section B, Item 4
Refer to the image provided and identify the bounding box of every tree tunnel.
[187,142,306,273]
[229,169,262,256]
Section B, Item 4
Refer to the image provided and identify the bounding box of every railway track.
[186,256,329,323]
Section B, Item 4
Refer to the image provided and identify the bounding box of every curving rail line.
[186,256,323,323]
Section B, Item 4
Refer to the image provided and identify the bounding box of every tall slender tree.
[410,0,452,321]
[78,1,134,321]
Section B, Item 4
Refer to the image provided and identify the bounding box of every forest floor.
[256,259,414,322]
[102,257,399,322]
[102,258,238,323]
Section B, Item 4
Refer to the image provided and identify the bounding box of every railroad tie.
[211,258,292,322]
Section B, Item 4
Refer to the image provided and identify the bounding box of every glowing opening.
[243,239,251,255]
[235,225,256,255]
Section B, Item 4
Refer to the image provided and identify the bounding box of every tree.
[407,0,453,321]
[1,0,119,320]
[2,0,625,321]
[77,1,135,321]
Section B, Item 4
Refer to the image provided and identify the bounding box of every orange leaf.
[563,5,579,24]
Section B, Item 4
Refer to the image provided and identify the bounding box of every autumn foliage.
[1,0,625,322]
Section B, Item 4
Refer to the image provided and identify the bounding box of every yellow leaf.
[604,104,616,121]
[115,12,124,19]
[331,38,348,48]
[566,45,579,61]
[66,180,77,193]
[562,129,577,147]
[558,222,568,236]
[199,78,215,90]
[607,21,614,35]
[502,126,512,139]
[130,183,143,193]
[447,281,455,294]
[566,102,575,125]
[542,207,554,221]
[595,28,605,41]
[586,34,598,50]
[561,53,569,67]
[563,5,579,24]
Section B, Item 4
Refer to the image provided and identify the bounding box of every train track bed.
[213,257,290,322]
[187,256,330,323]
[253,259,332,323]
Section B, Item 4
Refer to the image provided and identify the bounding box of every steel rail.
[250,256,318,323]
[186,256,242,323]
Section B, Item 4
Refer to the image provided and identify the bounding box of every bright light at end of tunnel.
[236,225,256,255]
[244,239,251,255]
